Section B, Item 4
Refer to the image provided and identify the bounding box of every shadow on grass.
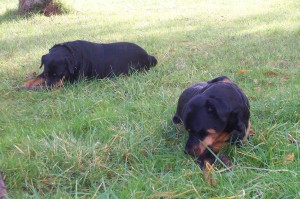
[0,8,46,23]
[0,9,22,23]
[1,9,300,82]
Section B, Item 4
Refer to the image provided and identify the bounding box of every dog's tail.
[148,55,158,67]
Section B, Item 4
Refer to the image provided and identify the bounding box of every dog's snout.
[185,145,200,157]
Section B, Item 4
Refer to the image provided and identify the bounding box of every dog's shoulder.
[205,79,249,109]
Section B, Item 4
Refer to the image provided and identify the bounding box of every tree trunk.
[0,173,8,199]
[18,0,50,14]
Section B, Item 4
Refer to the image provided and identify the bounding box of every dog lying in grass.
[17,40,157,90]
[173,76,251,170]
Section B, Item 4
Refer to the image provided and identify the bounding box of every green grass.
[1,0,300,198]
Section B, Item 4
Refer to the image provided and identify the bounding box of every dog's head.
[39,51,74,87]
[183,94,231,157]
[182,82,249,165]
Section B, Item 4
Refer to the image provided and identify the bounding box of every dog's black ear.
[229,117,246,144]
[65,57,74,75]
[230,126,246,144]
[172,114,181,124]
[39,55,46,69]
[229,108,250,144]
[182,106,192,129]
[207,98,230,123]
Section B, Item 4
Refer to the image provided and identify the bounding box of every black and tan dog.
[173,76,251,169]
[19,40,157,89]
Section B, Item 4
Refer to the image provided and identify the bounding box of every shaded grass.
[1,0,300,198]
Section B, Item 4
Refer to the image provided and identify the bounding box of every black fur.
[173,76,250,168]
[38,40,157,87]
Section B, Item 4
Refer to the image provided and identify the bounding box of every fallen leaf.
[235,69,248,74]
[264,71,277,77]
[283,153,294,164]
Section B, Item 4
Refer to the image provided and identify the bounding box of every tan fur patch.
[199,132,230,156]
[243,120,251,142]
[210,132,230,153]
[53,76,65,87]
[18,76,64,90]
[22,77,46,87]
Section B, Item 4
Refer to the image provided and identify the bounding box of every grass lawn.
[0,0,300,198]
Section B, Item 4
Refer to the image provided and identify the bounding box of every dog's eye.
[207,104,214,112]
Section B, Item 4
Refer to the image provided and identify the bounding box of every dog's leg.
[52,76,65,88]
[243,120,251,142]
[197,132,231,170]
[21,77,46,87]
[14,74,47,90]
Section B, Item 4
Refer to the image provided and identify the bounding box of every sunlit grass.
[0,0,300,198]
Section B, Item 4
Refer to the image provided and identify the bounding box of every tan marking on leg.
[249,129,255,135]
[53,76,65,88]
[243,120,251,142]
[22,77,46,87]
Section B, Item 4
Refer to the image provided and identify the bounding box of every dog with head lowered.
[173,76,251,169]
[20,40,157,89]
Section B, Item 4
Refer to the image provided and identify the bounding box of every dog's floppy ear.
[229,107,250,143]
[172,114,181,124]
[229,112,247,144]
[207,98,230,123]
[182,106,192,129]
[39,55,46,69]
[65,57,74,75]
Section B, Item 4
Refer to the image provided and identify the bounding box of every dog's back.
[172,76,247,125]
[55,40,157,78]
